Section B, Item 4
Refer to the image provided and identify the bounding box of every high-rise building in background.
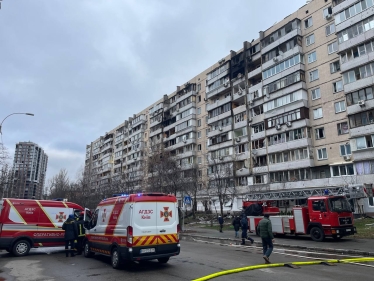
[84,0,374,209]
[11,142,48,199]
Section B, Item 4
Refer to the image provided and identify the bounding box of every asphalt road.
[0,241,373,281]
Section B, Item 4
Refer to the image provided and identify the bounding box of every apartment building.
[84,0,374,207]
[11,142,48,199]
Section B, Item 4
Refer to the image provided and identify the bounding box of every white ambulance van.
[0,198,84,256]
[83,193,180,268]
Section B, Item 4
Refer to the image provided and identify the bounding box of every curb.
[181,234,374,257]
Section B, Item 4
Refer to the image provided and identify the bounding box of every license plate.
[346,229,351,232]
[140,248,155,254]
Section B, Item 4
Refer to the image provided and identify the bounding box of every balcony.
[267,138,312,154]
[232,74,246,87]
[347,99,374,115]
[234,120,247,130]
[175,125,196,137]
[341,51,374,73]
[253,165,269,174]
[336,8,373,33]
[262,28,302,54]
[235,151,249,161]
[208,139,233,151]
[233,104,246,115]
[344,76,374,94]
[268,158,314,172]
[131,114,147,127]
[252,147,267,156]
[353,148,374,161]
[207,111,231,125]
[235,168,250,176]
[264,98,308,120]
[262,45,303,70]
[339,29,374,53]
[247,66,262,80]
[175,150,196,159]
[263,63,305,85]
[206,96,231,111]
[207,125,231,138]
[206,83,231,100]
[166,138,196,151]
[149,127,163,138]
[207,68,229,85]
[251,130,265,141]
[332,0,358,14]
[350,124,374,138]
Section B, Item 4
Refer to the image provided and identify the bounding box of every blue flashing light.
[137,193,142,197]
[324,189,329,195]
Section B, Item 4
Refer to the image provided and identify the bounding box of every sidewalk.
[181,224,374,257]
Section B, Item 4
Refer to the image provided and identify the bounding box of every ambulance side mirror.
[84,221,89,229]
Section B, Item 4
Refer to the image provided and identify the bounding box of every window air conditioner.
[219,127,223,131]
[249,100,254,105]
[276,124,281,130]
[219,156,223,160]
[358,100,366,107]
[248,118,252,123]
[325,14,332,20]
[236,137,241,142]
[286,121,292,127]
[183,139,187,143]
[224,82,229,87]
[344,155,351,161]
[273,57,278,62]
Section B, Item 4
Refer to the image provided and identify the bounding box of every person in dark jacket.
[76,213,85,255]
[258,214,274,264]
[232,216,241,238]
[218,216,224,232]
[62,214,78,257]
[240,215,254,245]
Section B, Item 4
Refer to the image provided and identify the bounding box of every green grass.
[354,217,374,239]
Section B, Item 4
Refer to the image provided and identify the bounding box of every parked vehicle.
[0,198,84,256]
[243,191,356,241]
[83,193,180,269]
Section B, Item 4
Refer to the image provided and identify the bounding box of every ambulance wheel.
[12,240,30,257]
[310,227,325,242]
[157,257,169,264]
[84,241,95,258]
[111,248,122,269]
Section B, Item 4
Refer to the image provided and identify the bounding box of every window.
[335,101,346,113]
[323,6,332,18]
[197,131,201,139]
[305,17,313,28]
[197,107,201,115]
[317,148,328,160]
[337,122,349,135]
[234,112,245,123]
[198,95,201,102]
[335,1,374,25]
[332,164,354,176]
[343,63,374,85]
[253,123,265,134]
[309,69,319,82]
[328,41,338,54]
[311,88,321,100]
[313,108,323,119]
[315,127,325,139]
[262,54,302,79]
[333,80,343,93]
[326,23,335,36]
[197,119,201,127]
[198,144,202,151]
[262,71,305,96]
[340,144,351,156]
[306,34,315,46]
[198,157,202,164]
[346,86,374,105]
[312,200,326,211]
[356,135,374,150]
[197,83,201,91]
[308,51,317,63]
[349,109,374,128]
[330,61,340,73]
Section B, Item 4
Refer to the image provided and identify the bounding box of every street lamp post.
[0,113,34,135]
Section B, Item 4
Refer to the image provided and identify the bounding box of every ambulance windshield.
[328,197,352,213]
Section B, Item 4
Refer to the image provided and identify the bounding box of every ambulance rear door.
[156,201,178,251]
[132,201,158,255]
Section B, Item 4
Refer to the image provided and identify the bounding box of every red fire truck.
[243,187,357,242]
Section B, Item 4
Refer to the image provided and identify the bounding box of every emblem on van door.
[56,212,66,222]
[160,207,172,222]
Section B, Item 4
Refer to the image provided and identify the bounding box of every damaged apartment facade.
[84,0,374,206]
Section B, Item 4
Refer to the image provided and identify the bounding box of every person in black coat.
[62,214,78,257]
[241,215,254,245]
[232,216,241,238]
[218,216,224,232]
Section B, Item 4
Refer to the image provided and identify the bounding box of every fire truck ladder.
[245,186,364,201]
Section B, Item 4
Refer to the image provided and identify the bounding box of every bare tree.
[183,164,206,219]
[48,169,71,200]
[0,163,15,199]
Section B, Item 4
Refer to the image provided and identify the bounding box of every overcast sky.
[0,0,305,183]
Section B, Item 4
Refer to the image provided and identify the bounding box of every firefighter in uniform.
[76,212,85,255]
[62,214,78,257]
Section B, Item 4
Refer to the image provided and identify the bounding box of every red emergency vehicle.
[0,198,84,256]
[243,188,357,241]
